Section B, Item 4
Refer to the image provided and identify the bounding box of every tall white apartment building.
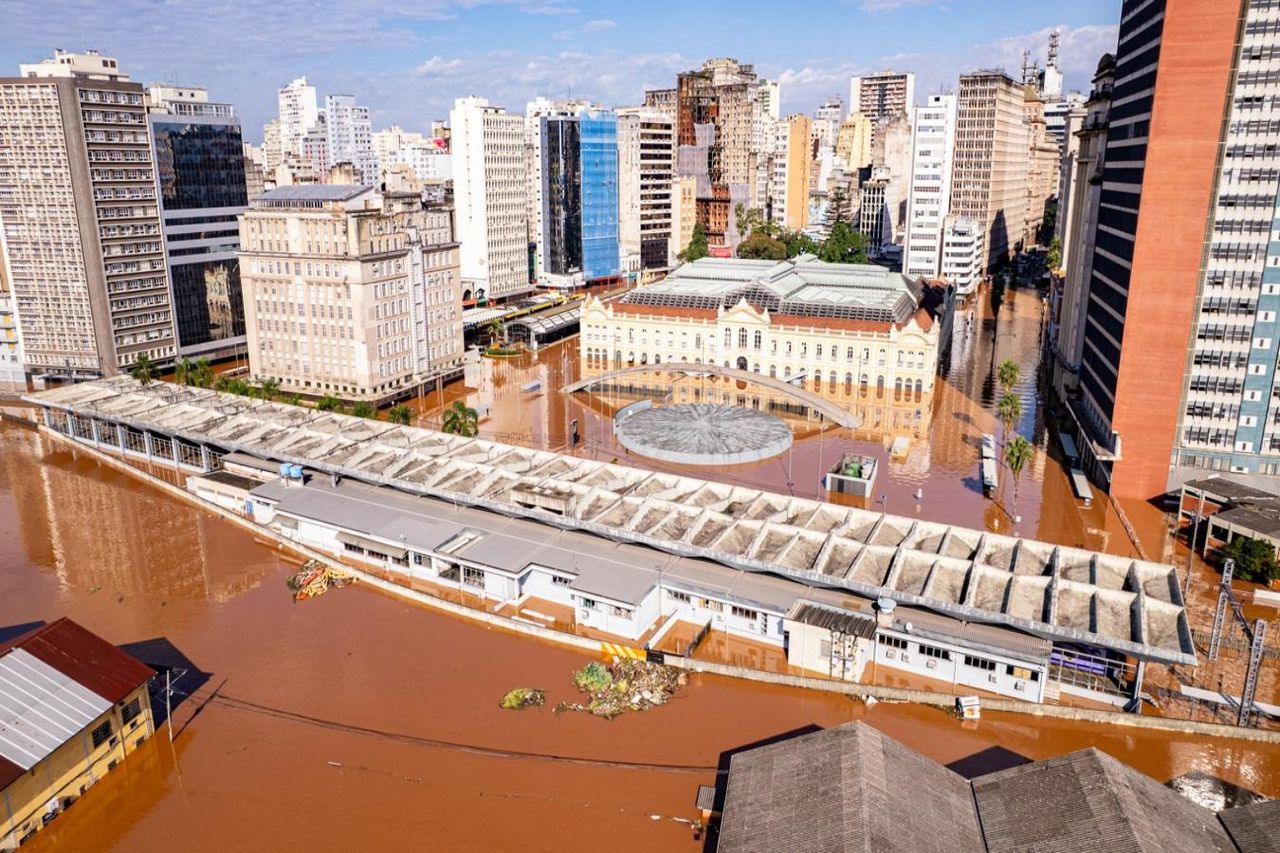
[941,215,983,296]
[451,97,531,302]
[372,125,424,173]
[850,72,916,124]
[903,95,958,280]
[0,49,177,380]
[325,94,376,184]
[277,77,318,156]
[239,185,462,402]
[616,108,676,275]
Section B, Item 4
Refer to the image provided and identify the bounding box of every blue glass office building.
[540,114,619,284]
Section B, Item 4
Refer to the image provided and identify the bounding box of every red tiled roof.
[0,618,154,704]
[0,755,21,792]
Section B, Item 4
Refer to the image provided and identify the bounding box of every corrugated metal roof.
[788,601,877,639]
[0,648,111,771]
[7,618,155,704]
[1219,799,1280,853]
[255,184,372,202]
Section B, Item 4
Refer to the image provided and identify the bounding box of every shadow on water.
[944,745,1031,779]
[118,637,212,730]
[701,724,825,853]
[0,620,45,645]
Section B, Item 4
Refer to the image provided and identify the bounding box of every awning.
[336,531,408,560]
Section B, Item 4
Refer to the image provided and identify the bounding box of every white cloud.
[858,0,935,11]
[582,19,617,32]
[415,56,464,76]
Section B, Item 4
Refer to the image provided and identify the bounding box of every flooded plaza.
[4,313,1280,849]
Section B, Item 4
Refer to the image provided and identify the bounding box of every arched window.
[829,371,837,388]
[876,375,885,398]
[844,373,853,393]
[784,367,792,379]
[754,330,762,350]
[915,379,924,397]
[654,354,661,364]
[896,351,903,367]
[753,363,761,374]
[738,327,748,348]
[769,365,777,378]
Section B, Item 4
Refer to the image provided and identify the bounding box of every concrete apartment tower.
[276,76,317,157]
[616,108,676,277]
[239,186,462,402]
[950,70,1031,270]
[676,58,759,248]
[768,115,813,232]
[1068,0,1255,499]
[147,84,248,360]
[450,96,531,303]
[849,72,916,125]
[324,94,377,185]
[0,49,178,381]
[903,95,958,280]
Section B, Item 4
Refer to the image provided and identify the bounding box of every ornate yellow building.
[580,256,953,405]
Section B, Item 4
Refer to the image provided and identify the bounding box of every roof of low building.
[1183,477,1280,539]
[973,748,1238,853]
[718,722,985,853]
[253,184,373,204]
[0,619,154,790]
[1219,799,1280,853]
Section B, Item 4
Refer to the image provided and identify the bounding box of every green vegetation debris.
[557,659,687,720]
[499,688,546,710]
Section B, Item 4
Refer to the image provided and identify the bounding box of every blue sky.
[0,0,1121,143]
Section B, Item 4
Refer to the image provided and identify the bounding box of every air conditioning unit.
[900,654,910,664]
[1014,680,1026,691]
[988,674,998,684]
[885,650,896,660]
[578,609,590,620]
[926,659,937,670]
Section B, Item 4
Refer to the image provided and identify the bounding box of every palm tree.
[441,400,479,437]
[486,318,505,349]
[1005,435,1033,515]
[388,404,413,426]
[259,377,280,402]
[351,401,377,419]
[130,354,155,386]
[174,357,194,386]
[997,357,1020,394]
[194,357,214,389]
[997,391,1022,446]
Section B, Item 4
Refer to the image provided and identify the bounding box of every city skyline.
[1,0,1120,142]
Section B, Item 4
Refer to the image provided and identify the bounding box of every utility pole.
[1239,620,1268,728]
[165,669,173,743]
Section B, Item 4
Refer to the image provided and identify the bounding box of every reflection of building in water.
[581,257,955,404]
[575,364,933,444]
[2,430,268,602]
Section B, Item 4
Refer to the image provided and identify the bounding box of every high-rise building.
[147,84,248,358]
[675,175,697,258]
[903,95,958,280]
[0,49,176,380]
[859,167,892,255]
[767,115,812,232]
[849,72,916,125]
[262,118,284,175]
[836,112,875,171]
[539,114,620,288]
[239,185,462,402]
[324,94,376,185]
[524,98,601,283]
[643,87,677,123]
[940,215,984,296]
[676,58,759,247]
[450,97,531,303]
[0,250,22,391]
[951,71,1030,269]
[1023,86,1059,248]
[276,77,318,157]
[1068,0,1246,498]
[1050,54,1114,399]
[616,108,676,275]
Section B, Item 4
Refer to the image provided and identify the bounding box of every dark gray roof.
[718,723,985,853]
[1219,799,1280,853]
[973,748,1238,853]
[1183,477,1279,503]
[255,184,372,202]
[788,600,877,639]
[1184,477,1280,540]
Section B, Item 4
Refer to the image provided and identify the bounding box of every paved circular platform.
[615,403,793,466]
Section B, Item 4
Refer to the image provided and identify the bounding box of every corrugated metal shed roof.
[1219,799,1280,853]
[0,648,112,772]
[3,618,154,704]
[788,601,878,639]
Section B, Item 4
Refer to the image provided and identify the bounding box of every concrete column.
[1130,660,1146,714]
[116,424,126,451]
[170,437,180,470]
[200,445,211,472]
[143,432,154,460]
[89,419,100,445]
[42,407,52,428]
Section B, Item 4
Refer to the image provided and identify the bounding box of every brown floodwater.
[4,413,1280,850]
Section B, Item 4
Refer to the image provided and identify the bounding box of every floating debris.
[556,659,687,719]
[499,688,547,710]
[286,559,353,602]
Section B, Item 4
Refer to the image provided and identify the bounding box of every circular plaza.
[614,403,793,466]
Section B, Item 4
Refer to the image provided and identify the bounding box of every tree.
[733,203,763,241]
[1004,434,1033,514]
[997,358,1020,394]
[130,354,155,386]
[737,229,788,260]
[678,221,709,263]
[997,392,1022,446]
[388,404,413,426]
[174,357,194,387]
[441,400,479,437]
[193,357,214,389]
[316,395,344,413]
[780,229,819,259]
[827,186,852,225]
[486,318,505,349]
[1220,536,1280,585]
[260,377,280,402]
[1046,236,1062,273]
[351,401,377,419]
[819,220,869,264]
